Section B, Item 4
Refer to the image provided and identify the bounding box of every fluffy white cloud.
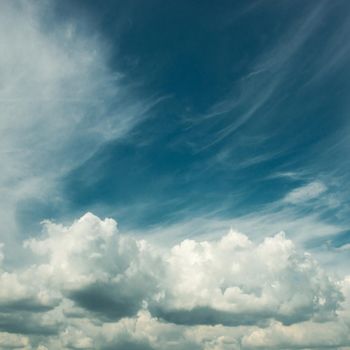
[0,213,349,349]
[241,277,350,349]
[24,213,161,321]
[242,320,350,349]
[154,229,341,326]
[0,332,30,349]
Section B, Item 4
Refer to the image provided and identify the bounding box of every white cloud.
[336,243,350,252]
[0,0,160,251]
[283,181,327,204]
[154,230,340,326]
[241,278,350,349]
[24,213,161,321]
[0,213,349,349]
[0,332,30,349]
[241,320,350,349]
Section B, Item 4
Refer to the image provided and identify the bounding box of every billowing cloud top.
[0,213,349,349]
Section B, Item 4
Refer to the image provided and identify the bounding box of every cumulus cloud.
[154,230,341,327]
[0,332,30,349]
[0,213,349,349]
[24,213,161,322]
[241,277,350,349]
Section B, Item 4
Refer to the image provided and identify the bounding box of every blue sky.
[1,1,350,349]
[36,0,350,252]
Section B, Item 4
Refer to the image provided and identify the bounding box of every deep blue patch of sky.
[18,1,350,244]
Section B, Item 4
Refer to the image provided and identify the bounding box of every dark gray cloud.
[0,313,59,336]
[151,306,270,327]
[0,299,56,313]
[67,283,143,321]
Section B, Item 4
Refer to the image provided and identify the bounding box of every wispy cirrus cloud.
[283,181,327,204]
[187,1,327,153]
[0,1,161,252]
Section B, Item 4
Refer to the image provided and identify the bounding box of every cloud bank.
[0,213,349,349]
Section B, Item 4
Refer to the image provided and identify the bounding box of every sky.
[0,0,350,349]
